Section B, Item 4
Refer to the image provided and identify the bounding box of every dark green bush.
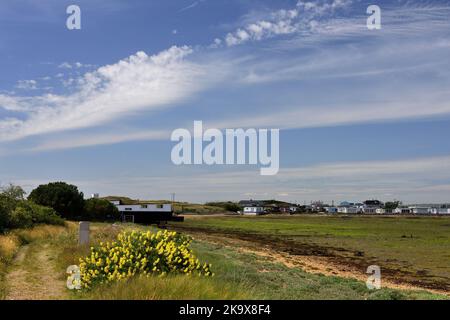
[28,182,84,219]
[9,206,34,229]
[0,185,65,232]
[83,198,119,221]
[27,202,65,226]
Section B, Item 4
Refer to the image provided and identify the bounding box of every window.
[141,205,148,209]
[125,208,132,211]
[156,204,164,209]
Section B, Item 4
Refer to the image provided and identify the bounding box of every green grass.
[76,239,445,300]
[169,215,450,288]
[2,221,448,300]
[191,241,446,300]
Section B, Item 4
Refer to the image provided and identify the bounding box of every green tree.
[28,182,84,219]
[0,192,20,231]
[385,201,402,210]
[1,183,26,200]
[83,198,119,221]
[0,195,11,232]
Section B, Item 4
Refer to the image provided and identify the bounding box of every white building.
[338,206,360,214]
[362,207,377,214]
[375,208,386,214]
[409,206,431,215]
[362,200,383,214]
[116,203,172,213]
[243,206,265,215]
[108,199,175,223]
[438,208,450,215]
[325,207,338,214]
[395,207,412,214]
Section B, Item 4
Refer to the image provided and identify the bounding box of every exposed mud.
[169,225,450,295]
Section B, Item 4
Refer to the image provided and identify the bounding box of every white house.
[362,200,383,214]
[363,207,377,214]
[409,206,431,215]
[116,203,172,213]
[338,206,360,214]
[109,200,174,223]
[395,207,412,214]
[289,206,299,213]
[243,206,265,215]
[325,207,338,214]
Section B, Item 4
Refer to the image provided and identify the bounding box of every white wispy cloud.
[31,129,170,152]
[218,0,352,47]
[15,79,37,90]
[1,0,450,154]
[210,94,450,131]
[179,0,206,13]
[58,62,96,69]
[0,46,220,142]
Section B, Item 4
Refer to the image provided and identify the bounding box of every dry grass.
[13,223,73,244]
[0,235,21,263]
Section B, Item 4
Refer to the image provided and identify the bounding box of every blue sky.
[1,0,450,204]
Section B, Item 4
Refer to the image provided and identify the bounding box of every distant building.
[409,206,431,215]
[338,206,360,214]
[311,201,326,212]
[243,206,265,215]
[339,201,354,207]
[109,200,179,223]
[289,206,299,213]
[279,205,291,213]
[394,207,412,214]
[325,207,338,214]
[362,200,384,214]
[435,204,450,215]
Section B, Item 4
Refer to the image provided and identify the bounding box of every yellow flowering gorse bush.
[79,230,213,288]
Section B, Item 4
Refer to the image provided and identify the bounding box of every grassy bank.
[169,215,450,291]
[74,238,445,300]
[1,221,448,300]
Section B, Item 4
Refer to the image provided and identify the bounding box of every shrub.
[83,198,119,221]
[79,230,213,289]
[28,182,84,219]
[0,189,64,231]
[9,206,34,229]
[0,194,18,232]
[205,202,242,212]
[27,202,65,226]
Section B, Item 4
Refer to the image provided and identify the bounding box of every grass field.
[168,215,450,293]
[0,216,448,300]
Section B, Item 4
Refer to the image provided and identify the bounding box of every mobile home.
[243,206,265,215]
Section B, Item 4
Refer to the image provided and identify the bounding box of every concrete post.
[79,221,90,245]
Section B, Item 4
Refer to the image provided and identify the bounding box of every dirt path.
[5,242,68,300]
[171,226,450,297]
